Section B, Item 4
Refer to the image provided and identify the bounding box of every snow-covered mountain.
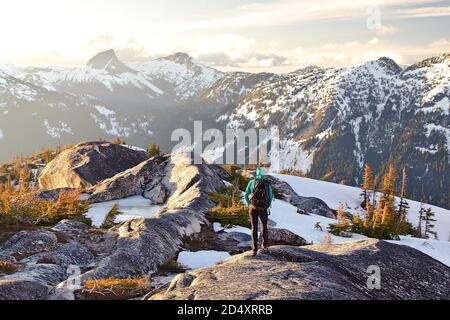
[132,52,224,100]
[0,51,449,209]
[0,69,153,159]
[8,50,223,108]
[217,54,450,209]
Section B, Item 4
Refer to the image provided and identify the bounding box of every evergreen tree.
[380,165,396,228]
[363,198,373,229]
[424,207,438,240]
[360,163,374,209]
[395,167,410,234]
[351,213,364,234]
[417,203,426,238]
[336,203,350,228]
[328,203,351,237]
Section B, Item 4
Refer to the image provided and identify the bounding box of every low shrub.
[207,205,250,229]
[0,189,91,226]
[0,260,19,274]
[101,203,121,229]
[81,277,150,300]
[158,259,186,274]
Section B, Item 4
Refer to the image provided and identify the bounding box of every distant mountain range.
[0,50,449,208]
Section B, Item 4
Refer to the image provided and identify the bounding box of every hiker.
[244,167,273,256]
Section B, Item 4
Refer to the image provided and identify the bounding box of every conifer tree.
[395,167,410,234]
[424,207,438,240]
[363,198,373,229]
[380,165,396,228]
[360,163,374,209]
[417,203,426,238]
[336,203,350,228]
[351,213,364,234]
[328,203,351,237]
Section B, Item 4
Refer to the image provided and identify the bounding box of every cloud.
[8,51,86,67]
[178,0,449,30]
[191,34,289,71]
[388,5,450,18]
[193,34,254,61]
[86,35,153,63]
[290,38,450,69]
[374,25,400,34]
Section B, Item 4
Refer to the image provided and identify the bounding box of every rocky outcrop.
[267,228,310,246]
[265,175,336,218]
[0,230,59,260]
[0,264,66,300]
[1,152,226,300]
[76,153,225,281]
[38,141,149,190]
[150,240,450,300]
[0,231,80,300]
[87,155,168,203]
[216,227,309,250]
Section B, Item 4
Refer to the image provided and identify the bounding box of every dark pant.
[249,207,269,251]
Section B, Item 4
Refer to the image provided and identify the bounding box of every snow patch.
[43,120,74,138]
[177,250,231,270]
[86,196,163,228]
[272,174,450,243]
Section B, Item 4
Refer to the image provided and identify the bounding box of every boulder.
[51,220,90,232]
[0,230,58,260]
[265,175,336,218]
[23,242,95,268]
[150,240,450,300]
[38,141,149,190]
[88,155,168,203]
[293,197,336,219]
[0,279,51,300]
[218,231,251,243]
[0,264,66,300]
[266,228,310,246]
[143,184,168,205]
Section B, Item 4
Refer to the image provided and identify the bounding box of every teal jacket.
[244,168,273,207]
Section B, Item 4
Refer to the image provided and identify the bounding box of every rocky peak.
[163,52,194,65]
[403,53,450,74]
[86,49,135,74]
[376,56,403,74]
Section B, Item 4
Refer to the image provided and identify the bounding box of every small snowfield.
[86,195,163,227]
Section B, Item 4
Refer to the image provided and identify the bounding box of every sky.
[0,0,449,72]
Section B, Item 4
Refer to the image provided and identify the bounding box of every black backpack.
[250,179,270,209]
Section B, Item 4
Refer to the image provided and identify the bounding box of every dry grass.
[80,277,150,300]
[0,260,19,274]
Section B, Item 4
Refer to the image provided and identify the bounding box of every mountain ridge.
[1,51,449,209]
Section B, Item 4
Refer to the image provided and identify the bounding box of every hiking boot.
[251,249,258,256]
[259,247,269,254]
